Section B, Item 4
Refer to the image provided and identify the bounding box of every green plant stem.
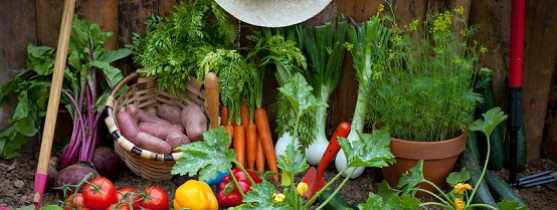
[467,135,491,206]
[468,204,498,210]
[292,117,301,146]
[303,167,348,208]
[229,168,246,198]
[419,202,451,209]
[233,160,257,186]
[315,169,357,210]
[315,105,327,140]
[423,179,452,203]
[351,89,368,133]
[414,188,451,207]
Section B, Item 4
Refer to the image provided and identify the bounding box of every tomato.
[64,193,85,210]
[105,203,130,210]
[117,187,140,210]
[139,186,168,210]
[83,177,118,210]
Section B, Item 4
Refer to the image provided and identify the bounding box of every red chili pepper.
[217,168,261,208]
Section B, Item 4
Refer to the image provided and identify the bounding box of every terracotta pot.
[381,130,467,197]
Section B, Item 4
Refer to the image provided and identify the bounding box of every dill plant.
[368,7,486,141]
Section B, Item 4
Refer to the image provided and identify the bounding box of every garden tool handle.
[34,0,77,207]
[204,72,220,129]
[316,122,351,175]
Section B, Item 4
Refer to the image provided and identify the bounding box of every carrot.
[256,136,266,173]
[240,103,249,127]
[254,108,278,182]
[233,125,245,167]
[246,123,257,170]
[224,124,234,140]
[220,106,229,126]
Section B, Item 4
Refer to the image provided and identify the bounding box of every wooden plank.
[159,0,182,18]
[0,0,37,130]
[523,0,557,160]
[77,0,119,50]
[117,0,159,75]
[35,0,64,47]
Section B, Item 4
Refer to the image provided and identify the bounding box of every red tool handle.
[316,122,351,175]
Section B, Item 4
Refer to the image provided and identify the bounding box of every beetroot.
[46,156,60,189]
[55,164,99,195]
[92,147,121,178]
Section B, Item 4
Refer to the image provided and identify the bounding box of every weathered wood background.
[1,0,556,162]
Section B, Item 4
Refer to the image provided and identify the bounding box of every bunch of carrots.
[221,102,278,181]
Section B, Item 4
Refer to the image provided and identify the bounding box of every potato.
[145,106,157,116]
[138,109,171,125]
[139,122,184,139]
[166,131,190,150]
[126,104,139,122]
[136,132,172,154]
[181,103,207,141]
[157,104,182,124]
[116,110,140,144]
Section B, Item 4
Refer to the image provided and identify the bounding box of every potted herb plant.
[365,7,486,192]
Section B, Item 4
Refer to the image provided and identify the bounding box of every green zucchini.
[474,69,505,170]
[484,170,527,207]
[504,120,527,172]
[467,131,481,163]
[317,188,356,210]
[462,136,498,207]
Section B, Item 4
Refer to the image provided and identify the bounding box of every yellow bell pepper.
[174,180,218,210]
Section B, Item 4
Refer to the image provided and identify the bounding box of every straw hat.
[214,0,333,27]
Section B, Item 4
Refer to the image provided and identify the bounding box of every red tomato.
[105,203,130,210]
[83,177,118,210]
[117,187,140,210]
[139,186,168,210]
[64,193,85,210]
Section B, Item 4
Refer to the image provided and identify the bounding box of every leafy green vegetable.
[446,168,471,187]
[497,199,529,210]
[277,73,326,119]
[277,143,308,179]
[337,129,395,168]
[358,193,390,210]
[385,194,421,210]
[132,0,236,94]
[397,160,426,195]
[171,127,235,181]
[469,107,508,137]
[236,181,290,210]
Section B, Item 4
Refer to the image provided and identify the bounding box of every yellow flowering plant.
[367,4,485,142]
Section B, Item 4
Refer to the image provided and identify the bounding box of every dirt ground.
[1,137,556,209]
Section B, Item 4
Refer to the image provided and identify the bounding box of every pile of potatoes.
[116,103,207,154]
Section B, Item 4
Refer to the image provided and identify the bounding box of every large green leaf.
[385,194,420,210]
[277,73,326,118]
[89,60,123,88]
[469,107,507,137]
[497,199,528,210]
[337,129,395,168]
[171,127,235,181]
[446,167,471,187]
[397,160,426,195]
[98,49,132,63]
[277,142,309,178]
[376,181,400,201]
[235,181,290,210]
[358,193,390,210]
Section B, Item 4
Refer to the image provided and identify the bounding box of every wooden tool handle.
[204,72,220,129]
[34,0,76,204]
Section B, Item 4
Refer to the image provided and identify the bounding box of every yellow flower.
[273,193,285,203]
[297,182,308,196]
[454,198,465,210]
[454,183,473,194]
[378,4,384,12]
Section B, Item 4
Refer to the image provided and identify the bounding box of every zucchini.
[505,120,527,172]
[317,188,357,210]
[467,131,481,163]
[474,69,505,170]
[484,170,527,207]
[462,136,498,207]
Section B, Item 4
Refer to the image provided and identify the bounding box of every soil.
[1,137,556,209]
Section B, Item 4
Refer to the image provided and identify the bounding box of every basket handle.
[110,72,139,97]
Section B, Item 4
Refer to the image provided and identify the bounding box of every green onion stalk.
[335,15,392,178]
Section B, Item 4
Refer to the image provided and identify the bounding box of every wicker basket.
[104,73,208,181]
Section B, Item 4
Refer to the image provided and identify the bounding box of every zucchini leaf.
[497,199,528,210]
[235,180,290,210]
[171,127,235,181]
[337,129,395,168]
[446,167,471,187]
[278,73,326,118]
[397,160,426,195]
